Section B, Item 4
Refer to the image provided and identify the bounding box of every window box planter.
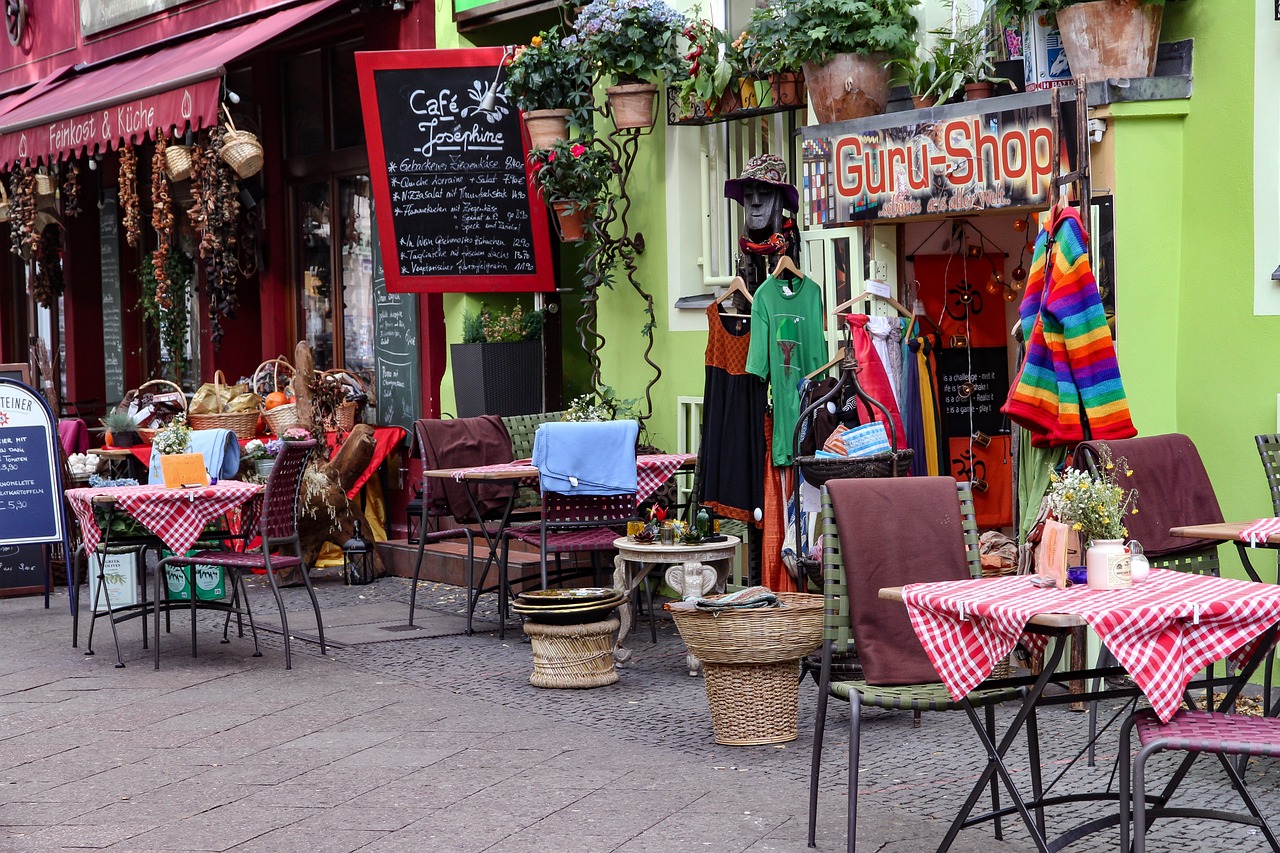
[450,340,544,418]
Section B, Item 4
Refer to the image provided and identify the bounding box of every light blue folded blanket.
[148,429,241,484]
[532,420,639,496]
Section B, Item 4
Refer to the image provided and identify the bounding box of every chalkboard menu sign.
[100,195,125,403]
[355,47,555,294]
[371,212,421,431]
[0,377,64,599]
[0,544,48,598]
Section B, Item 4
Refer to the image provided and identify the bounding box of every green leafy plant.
[506,27,594,130]
[138,250,195,385]
[462,304,543,343]
[562,385,639,422]
[736,5,794,74]
[934,22,1012,87]
[572,0,685,85]
[992,0,1175,23]
[675,11,738,114]
[101,409,140,435]
[1045,447,1139,543]
[766,0,921,69]
[529,140,615,212]
[461,310,486,344]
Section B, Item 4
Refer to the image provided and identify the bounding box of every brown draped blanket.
[415,416,515,524]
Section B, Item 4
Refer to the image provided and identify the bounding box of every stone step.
[376,537,615,593]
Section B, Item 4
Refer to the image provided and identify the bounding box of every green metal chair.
[502,411,565,510]
[807,481,1034,852]
[1255,434,1280,517]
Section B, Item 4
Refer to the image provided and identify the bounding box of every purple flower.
[265,439,284,458]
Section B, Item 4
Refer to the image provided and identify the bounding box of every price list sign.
[0,378,64,600]
[356,47,555,294]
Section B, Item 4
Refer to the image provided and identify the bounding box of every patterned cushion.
[505,526,621,553]
[165,550,303,569]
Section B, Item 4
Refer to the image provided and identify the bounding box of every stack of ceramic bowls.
[511,587,626,625]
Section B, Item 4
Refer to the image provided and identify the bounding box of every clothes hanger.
[805,346,846,381]
[711,276,753,316]
[832,288,912,319]
[771,253,803,281]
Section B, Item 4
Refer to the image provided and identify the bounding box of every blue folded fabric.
[532,420,639,496]
[148,429,241,484]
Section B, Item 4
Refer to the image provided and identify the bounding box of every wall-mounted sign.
[801,99,1077,225]
[355,47,555,294]
[80,0,198,37]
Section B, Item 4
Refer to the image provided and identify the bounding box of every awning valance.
[0,0,342,167]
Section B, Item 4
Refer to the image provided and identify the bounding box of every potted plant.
[768,0,920,124]
[935,24,1012,101]
[506,27,594,150]
[992,0,1174,82]
[450,304,546,418]
[1045,446,1138,589]
[675,12,739,119]
[101,408,143,448]
[738,5,806,108]
[528,139,614,242]
[574,0,685,129]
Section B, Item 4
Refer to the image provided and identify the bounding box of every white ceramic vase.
[1085,539,1131,590]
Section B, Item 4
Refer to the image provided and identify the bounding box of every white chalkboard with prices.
[356,47,556,294]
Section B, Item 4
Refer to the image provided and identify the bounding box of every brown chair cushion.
[414,416,515,524]
[1073,434,1224,558]
[827,477,971,686]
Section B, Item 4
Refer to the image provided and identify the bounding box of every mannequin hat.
[724,153,799,213]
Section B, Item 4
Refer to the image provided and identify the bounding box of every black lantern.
[342,520,375,586]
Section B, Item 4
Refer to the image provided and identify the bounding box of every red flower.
[570,143,586,158]
[546,150,556,163]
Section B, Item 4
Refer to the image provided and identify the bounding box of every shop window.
[284,50,325,159]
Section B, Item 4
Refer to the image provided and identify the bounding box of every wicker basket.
[165,144,193,182]
[263,402,300,435]
[123,378,188,444]
[318,369,368,432]
[187,371,260,440]
[0,180,10,222]
[336,401,357,432]
[794,449,914,486]
[34,171,55,196]
[669,592,824,745]
[220,107,264,179]
[523,616,619,689]
[251,357,295,397]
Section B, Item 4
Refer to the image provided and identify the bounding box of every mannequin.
[724,154,802,300]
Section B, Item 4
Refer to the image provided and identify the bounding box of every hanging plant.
[119,146,141,247]
[61,161,81,218]
[30,222,63,307]
[151,135,173,311]
[9,168,38,257]
[186,127,240,348]
[139,250,195,385]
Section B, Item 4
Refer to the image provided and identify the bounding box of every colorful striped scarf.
[1002,207,1136,446]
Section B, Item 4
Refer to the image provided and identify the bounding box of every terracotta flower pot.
[1056,0,1163,82]
[524,109,572,150]
[714,87,741,117]
[605,83,658,130]
[964,82,994,101]
[551,201,588,242]
[911,94,937,109]
[769,71,806,108]
[802,52,890,124]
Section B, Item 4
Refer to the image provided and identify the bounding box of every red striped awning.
[0,0,342,167]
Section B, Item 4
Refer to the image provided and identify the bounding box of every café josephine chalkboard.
[355,47,555,294]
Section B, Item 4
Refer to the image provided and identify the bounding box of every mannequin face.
[742,182,785,234]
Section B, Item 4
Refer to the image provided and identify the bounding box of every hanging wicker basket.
[220,106,264,179]
[33,171,55,197]
[0,180,11,222]
[165,144,193,182]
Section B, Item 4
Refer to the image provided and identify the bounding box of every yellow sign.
[159,453,209,489]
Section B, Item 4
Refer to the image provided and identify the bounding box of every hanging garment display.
[841,314,907,448]
[746,274,827,466]
[698,305,767,524]
[1003,206,1136,446]
[761,413,797,593]
[905,330,944,476]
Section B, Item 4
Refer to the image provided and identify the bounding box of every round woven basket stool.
[703,659,804,745]
[523,616,620,689]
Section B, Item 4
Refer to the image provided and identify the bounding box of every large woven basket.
[794,449,914,486]
[250,356,295,396]
[187,370,259,439]
[668,592,824,664]
[263,402,299,435]
[523,616,619,689]
[703,660,803,745]
[220,106,264,179]
[124,378,188,445]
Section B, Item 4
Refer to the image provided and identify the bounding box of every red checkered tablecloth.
[900,569,1280,722]
[449,453,694,504]
[67,482,264,556]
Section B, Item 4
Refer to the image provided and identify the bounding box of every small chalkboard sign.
[0,377,64,601]
[0,544,48,598]
[936,347,1010,437]
[355,47,555,294]
[371,211,422,432]
[100,196,126,404]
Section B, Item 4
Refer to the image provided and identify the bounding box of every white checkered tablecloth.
[450,453,694,504]
[67,482,264,556]
[900,569,1280,722]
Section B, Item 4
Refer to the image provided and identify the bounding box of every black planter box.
[451,340,544,418]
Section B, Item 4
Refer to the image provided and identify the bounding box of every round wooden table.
[611,535,740,673]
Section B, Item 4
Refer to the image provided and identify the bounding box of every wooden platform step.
[376,538,613,592]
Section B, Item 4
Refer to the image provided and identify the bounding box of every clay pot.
[802,52,890,124]
[964,82,994,101]
[769,71,806,108]
[551,201,588,242]
[523,109,572,150]
[605,83,658,130]
[911,94,937,109]
[1056,0,1163,82]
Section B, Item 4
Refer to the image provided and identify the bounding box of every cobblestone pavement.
[1,569,1276,852]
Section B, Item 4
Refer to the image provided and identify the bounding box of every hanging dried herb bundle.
[30,223,63,307]
[9,168,38,257]
[151,135,173,310]
[139,250,195,385]
[119,146,141,247]
[61,161,81,218]
[186,126,241,348]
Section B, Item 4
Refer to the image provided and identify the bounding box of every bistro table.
[611,534,740,672]
[423,454,696,585]
[65,482,263,667]
[880,569,1280,852]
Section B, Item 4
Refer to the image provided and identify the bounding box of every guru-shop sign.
[801,99,1076,225]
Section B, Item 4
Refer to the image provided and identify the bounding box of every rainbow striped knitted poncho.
[1002,207,1136,446]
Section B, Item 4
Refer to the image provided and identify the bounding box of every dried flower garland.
[119,146,141,247]
[186,126,241,348]
[151,135,172,310]
[61,161,81,218]
[8,168,38,257]
[30,223,63,307]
